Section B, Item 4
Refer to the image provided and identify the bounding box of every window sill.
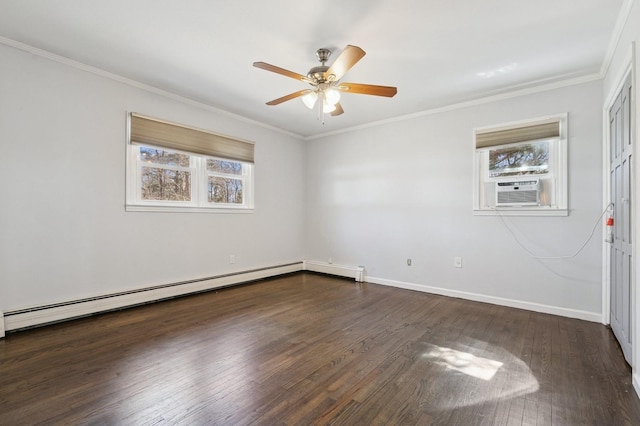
[473,208,568,217]
[126,204,254,214]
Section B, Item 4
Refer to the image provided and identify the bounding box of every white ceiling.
[0,0,625,137]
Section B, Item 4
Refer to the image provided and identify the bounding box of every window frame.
[125,114,254,213]
[204,158,248,205]
[472,114,568,216]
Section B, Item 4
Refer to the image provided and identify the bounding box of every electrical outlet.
[454,257,462,268]
[328,257,333,264]
[229,254,236,264]
[407,258,412,266]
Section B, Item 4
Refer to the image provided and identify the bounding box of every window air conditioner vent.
[495,179,540,206]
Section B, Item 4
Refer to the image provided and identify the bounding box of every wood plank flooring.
[1,272,639,425]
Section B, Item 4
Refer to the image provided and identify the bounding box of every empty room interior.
[2,1,640,424]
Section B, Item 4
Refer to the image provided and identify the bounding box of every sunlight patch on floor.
[422,345,503,381]
[418,341,540,410]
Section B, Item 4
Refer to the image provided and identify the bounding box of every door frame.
[602,42,636,365]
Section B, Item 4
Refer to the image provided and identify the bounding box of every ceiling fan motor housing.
[315,48,331,63]
[307,48,333,84]
[307,65,330,84]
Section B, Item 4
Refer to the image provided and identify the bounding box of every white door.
[609,73,633,364]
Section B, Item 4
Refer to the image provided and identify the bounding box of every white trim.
[604,49,635,109]
[602,45,635,326]
[125,205,255,214]
[0,36,603,143]
[0,312,5,338]
[472,208,568,217]
[125,141,255,212]
[0,36,300,140]
[633,41,639,396]
[303,261,365,282]
[305,74,601,141]
[3,263,303,332]
[2,260,603,335]
[366,275,602,323]
[3,262,370,332]
[600,0,636,77]
[601,100,611,326]
[626,41,639,378]
[472,113,568,215]
[634,372,640,397]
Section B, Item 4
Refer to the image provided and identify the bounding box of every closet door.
[609,73,633,364]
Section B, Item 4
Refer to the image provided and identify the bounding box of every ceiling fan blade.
[338,83,398,97]
[265,90,311,106]
[325,45,366,81]
[330,103,344,116]
[253,62,309,82]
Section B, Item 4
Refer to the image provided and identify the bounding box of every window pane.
[208,177,243,204]
[141,167,191,201]
[207,159,242,175]
[140,147,190,167]
[489,141,549,178]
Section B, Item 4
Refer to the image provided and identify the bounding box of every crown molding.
[304,73,602,141]
[1,17,625,143]
[600,0,636,77]
[0,36,302,140]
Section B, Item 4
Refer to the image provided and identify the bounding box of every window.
[139,147,192,202]
[488,141,549,178]
[206,159,245,204]
[473,115,567,216]
[126,114,254,212]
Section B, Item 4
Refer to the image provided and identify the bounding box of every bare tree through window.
[140,148,191,201]
[489,141,549,178]
[208,177,243,203]
[207,159,243,204]
[131,146,251,209]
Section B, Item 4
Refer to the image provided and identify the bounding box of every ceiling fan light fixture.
[324,87,341,105]
[301,91,318,109]
[322,100,336,113]
[254,45,397,120]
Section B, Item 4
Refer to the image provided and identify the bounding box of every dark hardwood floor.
[1,272,639,425]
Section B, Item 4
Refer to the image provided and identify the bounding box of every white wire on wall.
[493,203,613,260]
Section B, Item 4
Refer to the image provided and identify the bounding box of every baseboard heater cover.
[3,262,303,332]
[303,260,365,282]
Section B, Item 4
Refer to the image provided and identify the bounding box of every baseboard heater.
[1,260,366,335]
[2,262,304,333]
[303,260,365,282]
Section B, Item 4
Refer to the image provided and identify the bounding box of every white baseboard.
[303,260,364,282]
[633,372,640,399]
[366,276,602,323]
[3,262,303,332]
[1,261,602,336]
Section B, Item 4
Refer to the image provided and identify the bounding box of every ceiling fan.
[253,45,397,118]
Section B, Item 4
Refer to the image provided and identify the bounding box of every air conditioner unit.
[495,179,540,206]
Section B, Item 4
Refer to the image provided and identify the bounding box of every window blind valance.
[129,113,254,163]
[475,120,560,149]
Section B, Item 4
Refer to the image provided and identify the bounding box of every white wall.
[306,80,604,318]
[0,44,306,311]
[602,0,640,394]
[0,29,615,325]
